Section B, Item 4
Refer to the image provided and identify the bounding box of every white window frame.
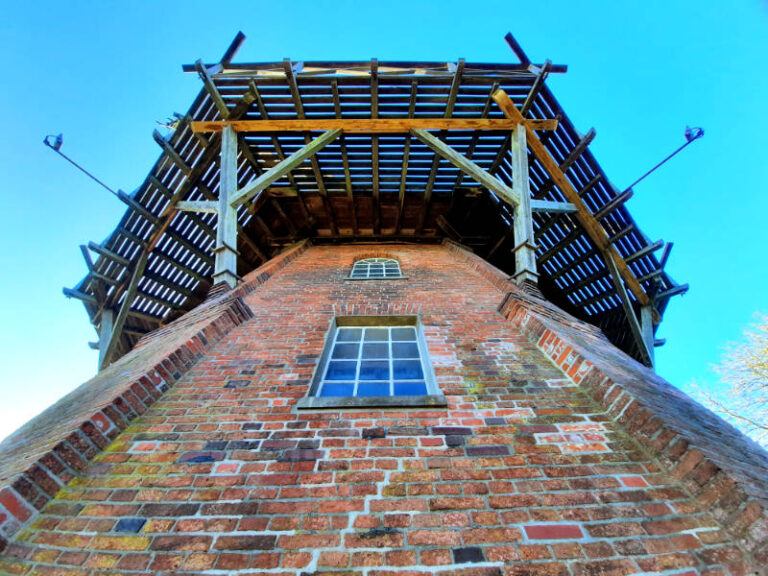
[296,316,446,409]
[348,258,404,280]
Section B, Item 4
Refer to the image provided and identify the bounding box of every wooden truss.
[64,31,686,372]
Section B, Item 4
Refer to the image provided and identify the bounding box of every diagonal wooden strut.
[411,128,520,207]
[229,129,342,208]
[491,89,649,307]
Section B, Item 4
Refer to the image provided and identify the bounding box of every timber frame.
[65,32,687,369]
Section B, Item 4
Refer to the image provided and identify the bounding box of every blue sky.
[0,1,766,441]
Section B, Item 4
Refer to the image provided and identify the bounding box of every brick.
[524,524,584,540]
[214,535,276,550]
[453,547,485,563]
[0,243,762,574]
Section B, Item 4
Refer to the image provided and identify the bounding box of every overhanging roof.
[68,32,687,366]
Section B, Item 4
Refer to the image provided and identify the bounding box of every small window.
[349,258,402,279]
[297,316,446,409]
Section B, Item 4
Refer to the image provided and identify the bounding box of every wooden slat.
[492,89,649,306]
[191,118,558,133]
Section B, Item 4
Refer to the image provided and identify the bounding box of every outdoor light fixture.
[623,126,705,193]
[42,132,117,196]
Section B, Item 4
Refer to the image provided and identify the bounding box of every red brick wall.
[0,243,764,575]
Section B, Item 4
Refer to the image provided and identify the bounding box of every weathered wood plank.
[604,250,652,367]
[100,251,149,369]
[511,125,537,284]
[191,118,558,133]
[530,200,577,214]
[411,128,520,207]
[230,129,342,207]
[176,200,219,213]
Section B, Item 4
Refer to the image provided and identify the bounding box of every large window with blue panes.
[312,317,437,399]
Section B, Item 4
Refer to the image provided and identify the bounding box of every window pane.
[394,381,427,396]
[326,361,357,380]
[362,343,388,359]
[391,327,416,341]
[393,360,423,380]
[359,361,390,380]
[392,342,419,358]
[320,382,354,397]
[337,328,362,342]
[364,328,389,341]
[357,382,389,396]
[332,343,359,359]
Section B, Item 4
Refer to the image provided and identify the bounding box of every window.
[349,258,402,279]
[297,316,446,409]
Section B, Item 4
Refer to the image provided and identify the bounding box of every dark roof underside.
[72,56,684,364]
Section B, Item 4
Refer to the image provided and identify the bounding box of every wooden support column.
[214,125,239,288]
[640,305,655,368]
[100,251,149,370]
[510,125,537,285]
[98,309,114,371]
[604,251,653,367]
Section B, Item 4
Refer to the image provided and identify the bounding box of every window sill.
[344,276,409,281]
[296,394,447,410]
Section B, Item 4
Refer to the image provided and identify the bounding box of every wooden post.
[641,305,655,368]
[510,125,538,285]
[213,125,239,288]
[98,309,114,371]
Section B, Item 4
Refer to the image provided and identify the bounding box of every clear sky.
[0,1,766,442]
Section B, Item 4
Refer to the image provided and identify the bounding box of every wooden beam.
[97,309,114,371]
[530,199,577,214]
[604,251,652,367]
[176,200,219,213]
[510,125,537,284]
[213,125,239,287]
[191,118,558,134]
[626,239,664,264]
[100,251,149,370]
[230,129,341,207]
[195,59,230,119]
[88,242,130,267]
[521,60,551,116]
[153,130,192,175]
[492,89,649,306]
[560,128,596,173]
[283,56,336,233]
[504,32,531,66]
[332,80,358,235]
[396,82,418,234]
[63,287,98,306]
[594,190,633,220]
[654,283,689,301]
[411,128,520,207]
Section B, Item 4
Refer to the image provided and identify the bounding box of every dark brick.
[453,546,485,564]
[433,427,473,436]
[115,518,147,533]
[214,535,276,550]
[466,446,509,457]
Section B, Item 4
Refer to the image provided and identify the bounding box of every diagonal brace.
[410,128,520,207]
[229,129,341,208]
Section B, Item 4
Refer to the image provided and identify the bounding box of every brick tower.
[1,33,767,575]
